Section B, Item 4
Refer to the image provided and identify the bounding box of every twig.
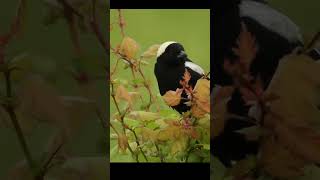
[155,143,164,162]
[90,0,108,53]
[127,127,149,162]
[95,107,108,133]
[110,82,139,162]
[118,9,125,37]
[38,142,64,178]
[3,70,37,178]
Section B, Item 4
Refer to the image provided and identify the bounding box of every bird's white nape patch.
[185,61,205,75]
[239,0,303,43]
[157,41,177,58]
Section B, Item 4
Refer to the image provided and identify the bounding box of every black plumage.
[154,42,205,114]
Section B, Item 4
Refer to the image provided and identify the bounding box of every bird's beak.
[177,51,187,59]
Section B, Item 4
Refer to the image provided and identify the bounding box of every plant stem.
[4,71,37,179]
[155,143,164,162]
[127,127,148,162]
[110,82,139,162]
[118,10,125,37]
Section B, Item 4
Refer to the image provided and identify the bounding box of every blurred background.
[0,0,108,179]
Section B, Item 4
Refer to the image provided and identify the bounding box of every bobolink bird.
[154,41,206,114]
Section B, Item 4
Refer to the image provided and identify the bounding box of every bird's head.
[156,41,187,66]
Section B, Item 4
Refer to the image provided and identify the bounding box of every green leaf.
[146,121,160,130]
[123,117,141,129]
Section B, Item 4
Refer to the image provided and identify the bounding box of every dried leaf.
[162,88,183,106]
[115,85,132,106]
[117,133,128,152]
[191,79,210,118]
[119,36,139,60]
[141,44,160,59]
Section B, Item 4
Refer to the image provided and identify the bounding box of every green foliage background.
[110,9,210,162]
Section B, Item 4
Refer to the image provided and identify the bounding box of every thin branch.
[117,9,125,37]
[110,82,139,162]
[38,142,64,177]
[155,143,164,162]
[90,0,108,54]
[3,70,37,178]
[56,0,84,20]
[127,127,148,162]
[0,0,26,46]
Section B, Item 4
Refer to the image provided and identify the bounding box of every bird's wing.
[185,61,205,75]
[239,0,303,44]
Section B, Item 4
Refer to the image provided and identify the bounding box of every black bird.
[154,41,206,114]
[212,0,304,167]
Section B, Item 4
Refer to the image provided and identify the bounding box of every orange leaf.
[191,79,210,118]
[115,85,132,106]
[117,133,128,152]
[183,69,191,84]
[232,22,257,71]
[162,88,183,106]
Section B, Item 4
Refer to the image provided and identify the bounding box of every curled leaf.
[127,111,160,121]
[141,44,160,59]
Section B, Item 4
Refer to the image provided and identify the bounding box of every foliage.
[110,10,210,162]
[212,22,320,179]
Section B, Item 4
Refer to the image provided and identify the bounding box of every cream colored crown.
[156,41,177,58]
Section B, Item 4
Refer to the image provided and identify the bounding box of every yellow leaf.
[140,127,158,142]
[141,44,160,59]
[157,122,182,141]
[162,88,183,106]
[171,137,188,155]
[119,36,139,60]
[191,79,210,118]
